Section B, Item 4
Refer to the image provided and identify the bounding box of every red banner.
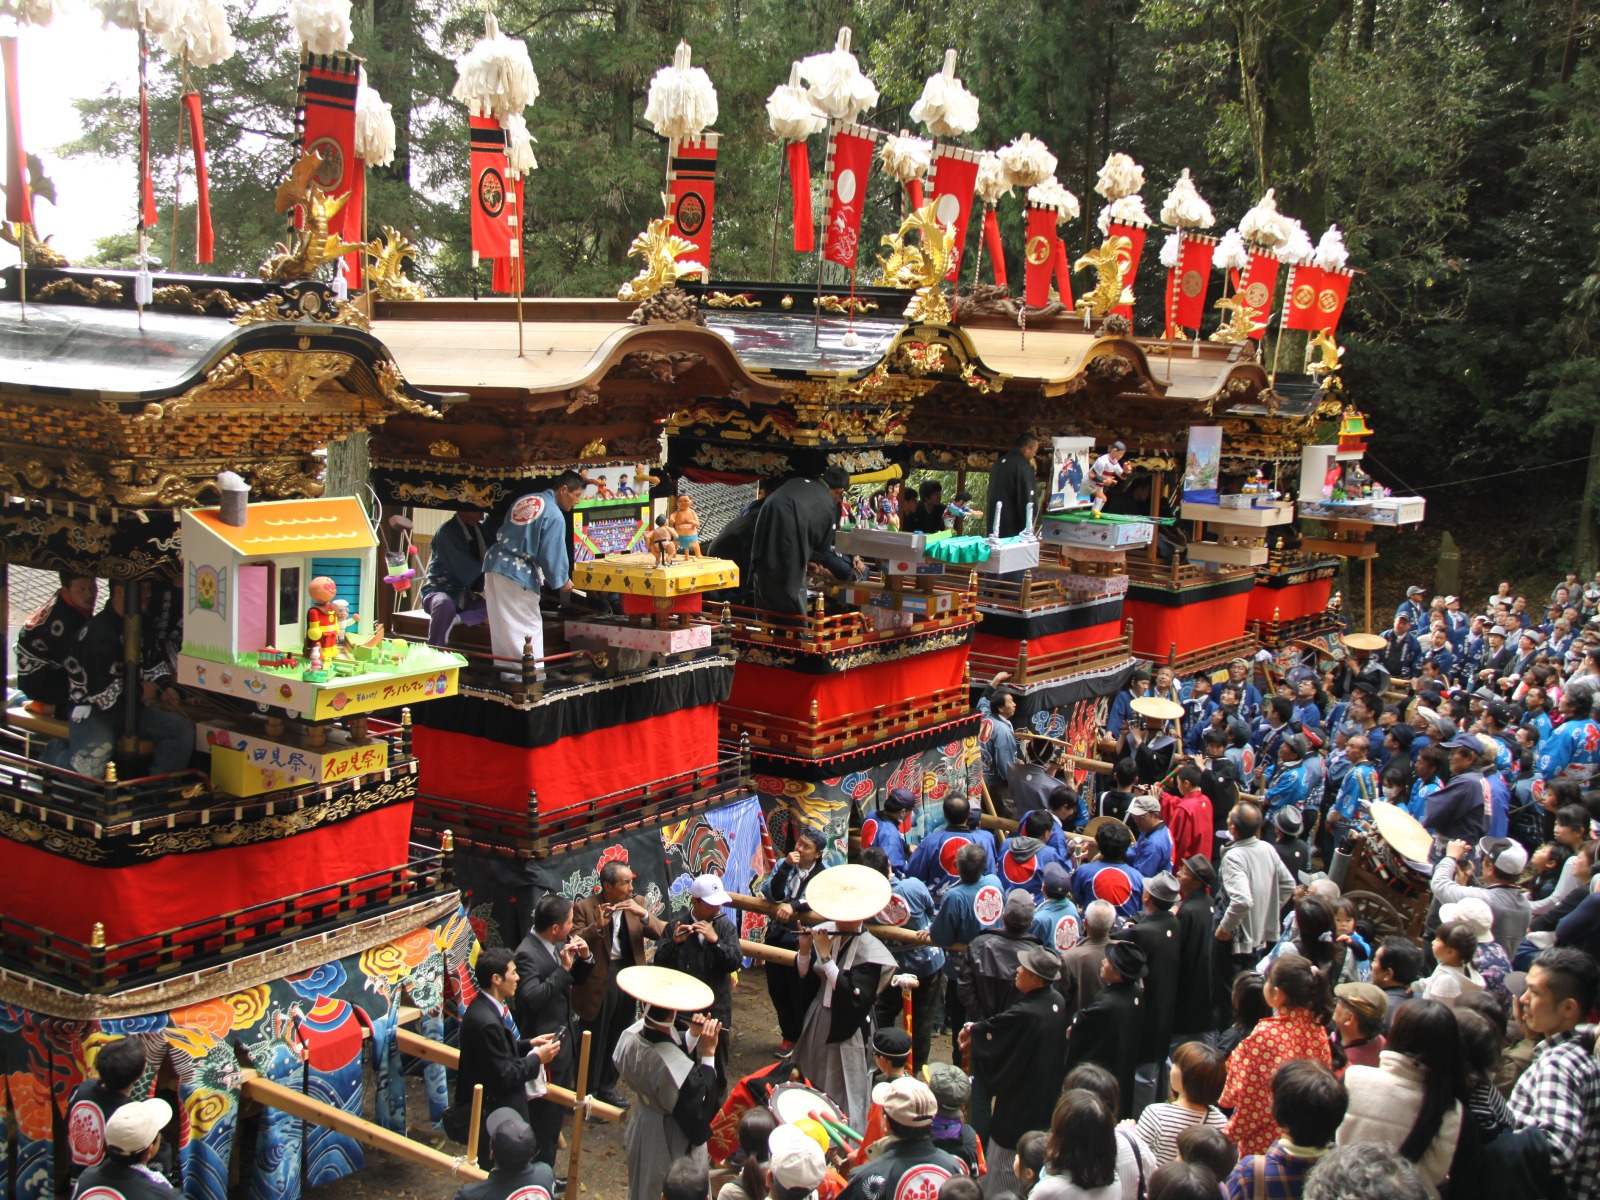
[1165,233,1215,336]
[138,32,156,228]
[180,93,214,264]
[930,146,981,282]
[669,133,717,278]
[491,175,525,294]
[1238,250,1280,340]
[787,140,813,252]
[1053,239,1075,309]
[1316,268,1352,334]
[983,206,1006,286]
[904,179,924,212]
[1,37,30,226]
[1283,263,1323,331]
[1107,221,1148,320]
[469,116,512,261]
[824,124,881,270]
[1023,204,1059,308]
[297,54,359,246]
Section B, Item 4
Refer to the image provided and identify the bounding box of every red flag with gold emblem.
[929,146,981,282]
[1106,221,1147,320]
[1283,264,1325,332]
[669,133,717,277]
[296,53,360,243]
[469,116,512,261]
[1315,268,1352,333]
[1237,250,1280,341]
[1166,233,1215,336]
[823,124,881,270]
[491,175,525,294]
[1023,204,1058,308]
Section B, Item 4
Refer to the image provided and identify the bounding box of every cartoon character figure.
[669,494,703,558]
[648,514,678,567]
[305,576,357,657]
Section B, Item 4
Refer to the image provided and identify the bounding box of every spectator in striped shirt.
[1135,1041,1229,1168]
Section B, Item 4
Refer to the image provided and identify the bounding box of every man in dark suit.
[1172,855,1216,1040]
[515,895,595,1169]
[457,948,560,1168]
[1064,938,1147,1118]
[572,861,665,1107]
[1127,871,1182,1115]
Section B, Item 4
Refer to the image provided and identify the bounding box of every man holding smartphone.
[514,896,595,1175]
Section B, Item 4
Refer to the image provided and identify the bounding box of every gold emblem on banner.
[1244,281,1270,310]
[1181,270,1203,298]
[1293,284,1315,308]
[1318,288,1340,313]
[1026,235,1051,266]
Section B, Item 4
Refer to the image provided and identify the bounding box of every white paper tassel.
[644,40,718,141]
[157,0,235,67]
[767,61,826,141]
[1094,151,1144,201]
[0,0,66,27]
[997,133,1055,189]
[1277,220,1315,265]
[1096,193,1150,235]
[1314,224,1350,272]
[1027,176,1079,221]
[1160,168,1215,229]
[289,0,351,55]
[1159,231,1182,269]
[1239,188,1293,249]
[451,14,539,122]
[799,26,879,124]
[879,132,932,184]
[1214,227,1249,272]
[93,0,181,33]
[910,49,980,139]
[355,77,396,168]
[502,111,538,176]
[974,151,1010,206]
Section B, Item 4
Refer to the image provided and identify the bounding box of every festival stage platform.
[1124,558,1260,672]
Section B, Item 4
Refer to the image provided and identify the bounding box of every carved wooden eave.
[0,268,453,510]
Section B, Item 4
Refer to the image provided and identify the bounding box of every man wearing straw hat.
[612,965,725,1200]
[794,865,899,1131]
[1127,695,1184,787]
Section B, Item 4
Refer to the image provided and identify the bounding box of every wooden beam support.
[393,1028,625,1124]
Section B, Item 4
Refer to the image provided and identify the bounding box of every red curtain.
[1245,578,1334,625]
[972,620,1125,663]
[727,644,968,724]
[1126,591,1253,661]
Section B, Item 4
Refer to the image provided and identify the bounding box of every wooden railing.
[1251,611,1343,648]
[412,742,751,857]
[968,623,1136,687]
[1124,556,1256,589]
[720,686,970,757]
[0,844,451,994]
[719,583,978,656]
[1134,631,1261,675]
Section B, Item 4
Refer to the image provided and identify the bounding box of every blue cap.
[1441,732,1485,755]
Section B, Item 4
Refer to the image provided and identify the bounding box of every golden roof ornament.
[1209,294,1268,343]
[617,208,706,303]
[366,227,425,301]
[260,149,371,282]
[1073,236,1133,320]
[875,200,955,325]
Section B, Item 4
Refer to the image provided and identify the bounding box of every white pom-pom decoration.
[997,133,1056,189]
[289,0,351,55]
[910,49,980,139]
[800,26,879,124]
[767,62,826,141]
[974,151,1010,206]
[1096,193,1151,235]
[0,0,66,28]
[1213,228,1249,272]
[1159,232,1182,269]
[644,40,718,141]
[452,14,539,122]
[1160,168,1215,229]
[157,0,235,67]
[502,111,538,176]
[355,77,396,167]
[1027,176,1079,221]
[1314,224,1350,272]
[879,132,932,184]
[1094,151,1144,201]
[93,0,176,32]
[1239,188,1293,249]
[1277,220,1314,266]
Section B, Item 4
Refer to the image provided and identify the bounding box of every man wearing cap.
[1128,871,1183,1114]
[768,1124,829,1200]
[1477,624,1513,684]
[845,1027,917,1170]
[572,861,666,1106]
[613,979,724,1200]
[1425,734,1493,846]
[73,1096,177,1199]
[1324,734,1379,856]
[1271,806,1313,881]
[1381,612,1422,681]
[1396,585,1427,630]
[456,1109,560,1200]
[922,1062,984,1175]
[1035,861,1081,955]
[860,787,917,874]
[837,1078,968,1200]
[1431,837,1533,960]
[1173,856,1216,1038]
[1261,733,1313,825]
[1065,939,1149,1118]
[1127,793,1174,878]
[1332,982,1388,1072]
[860,846,944,1074]
[1538,690,1600,787]
[960,944,1068,1193]
[653,874,741,1082]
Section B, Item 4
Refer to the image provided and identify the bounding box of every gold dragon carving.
[616,217,704,302]
[1210,295,1268,344]
[260,150,371,282]
[875,202,956,325]
[1074,236,1134,320]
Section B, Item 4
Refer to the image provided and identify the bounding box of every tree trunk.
[370,0,414,185]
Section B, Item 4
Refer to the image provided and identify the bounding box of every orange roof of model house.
[188,497,377,556]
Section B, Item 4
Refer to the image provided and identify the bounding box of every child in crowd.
[1332,898,1373,981]
[1415,920,1485,1007]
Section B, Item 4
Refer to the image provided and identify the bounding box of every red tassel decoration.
[179,94,213,264]
[1052,240,1074,309]
[138,31,156,229]
[905,179,924,211]
[983,207,1006,287]
[787,140,813,253]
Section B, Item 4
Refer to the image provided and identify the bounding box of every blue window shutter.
[309,558,363,623]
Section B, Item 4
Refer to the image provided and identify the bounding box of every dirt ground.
[313,966,956,1200]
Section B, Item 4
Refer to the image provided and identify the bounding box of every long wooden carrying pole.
[392,1028,625,1124]
[238,1069,488,1183]
[566,1030,594,1196]
[727,893,931,948]
[464,1083,484,1166]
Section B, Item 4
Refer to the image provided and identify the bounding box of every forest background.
[61,0,1600,597]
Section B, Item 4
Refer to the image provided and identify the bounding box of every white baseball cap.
[1441,897,1495,944]
[688,874,731,906]
[769,1123,827,1191]
[105,1098,172,1153]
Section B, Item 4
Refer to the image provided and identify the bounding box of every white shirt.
[1091,454,1125,482]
